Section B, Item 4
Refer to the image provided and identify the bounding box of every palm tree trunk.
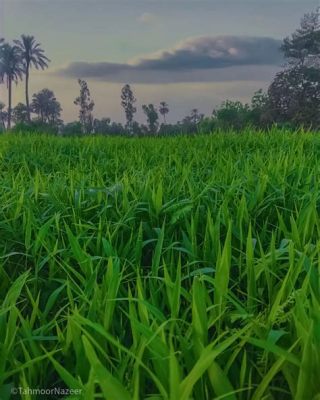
[25,66,30,122]
[7,77,12,130]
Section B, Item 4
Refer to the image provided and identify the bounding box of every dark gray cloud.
[56,35,283,83]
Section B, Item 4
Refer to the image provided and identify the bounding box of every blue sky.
[0,0,318,122]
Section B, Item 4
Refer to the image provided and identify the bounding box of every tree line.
[0,8,319,136]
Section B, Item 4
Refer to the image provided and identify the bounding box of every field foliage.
[1,130,320,399]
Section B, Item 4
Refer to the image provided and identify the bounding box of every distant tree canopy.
[0,101,7,131]
[14,35,50,122]
[31,88,62,125]
[0,35,54,132]
[0,43,24,129]
[210,9,320,132]
[61,121,82,136]
[268,67,320,127]
[268,8,320,129]
[159,102,169,124]
[74,79,95,134]
[12,102,29,125]
[92,119,126,136]
[281,8,320,68]
[142,104,159,134]
[121,84,137,133]
[93,117,111,134]
[211,91,271,131]
[213,101,251,131]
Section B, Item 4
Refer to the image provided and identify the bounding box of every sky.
[0,0,319,123]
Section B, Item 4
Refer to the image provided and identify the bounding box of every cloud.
[56,35,283,83]
[138,12,156,24]
[132,36,282,69]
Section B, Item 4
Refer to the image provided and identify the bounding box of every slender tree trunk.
[7,77,12,130]
[25,65,30,122]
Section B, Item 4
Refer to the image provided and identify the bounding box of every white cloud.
[56,35,282,84]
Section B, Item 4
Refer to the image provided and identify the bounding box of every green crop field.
[1,130,320,399]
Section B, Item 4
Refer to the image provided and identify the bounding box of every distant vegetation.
[0,8,319,136]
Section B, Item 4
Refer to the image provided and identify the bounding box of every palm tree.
[31,88,61,124]
[0,43,23,129]
[14,35,50,122]
[159,101,169,124]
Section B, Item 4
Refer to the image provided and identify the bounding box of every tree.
[47,100,63,125]
[121,84,136,133]
[14,35,50,122]
[213,101,251,130]
[268,8,320,128]
[0,43,23,129]
[190,108,203,125]
[159,101,169,124]
[31,88,62,125]
[131,121,143,136]
[249,89,272,128]
[268,67,320,127]
[180,109,204,133]
[12,102,29,124]
[210,93,272,131]
[61,121,82,136]
[248,89,272,128]
[74,79,95,134]
[110,122,126,136]
[250,89,269,111]
[142,104,159,134]
[0,101,7,131]
[93,118,111,134]
[281,8,320,67]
